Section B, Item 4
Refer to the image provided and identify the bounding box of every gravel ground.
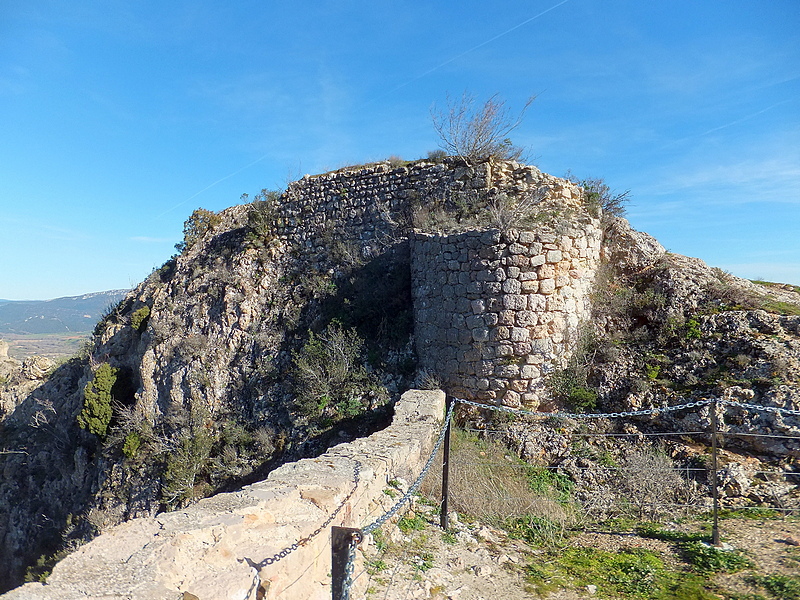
[358,504,800,600]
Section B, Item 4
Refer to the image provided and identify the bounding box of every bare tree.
[431,92,535,163]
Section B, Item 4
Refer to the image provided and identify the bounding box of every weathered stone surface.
[2,390,446,600]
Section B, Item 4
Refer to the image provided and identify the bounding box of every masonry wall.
[412,223,601,408]
[274,158,602,406]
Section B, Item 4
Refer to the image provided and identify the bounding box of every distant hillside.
[0,290,129,335]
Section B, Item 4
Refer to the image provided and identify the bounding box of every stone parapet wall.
[277,158,581,258]
[3,390,446,600]
[412,222,602,407]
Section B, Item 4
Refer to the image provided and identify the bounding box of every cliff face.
[0,157,589,588]
[1,157,798,591]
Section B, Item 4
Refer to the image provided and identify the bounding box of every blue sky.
[1,0,798,300]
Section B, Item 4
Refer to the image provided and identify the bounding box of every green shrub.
[245,189,280,249]
[505,514,568,547]
[685,318,702,339]
[645,364,661,380]
[566,174,630,218]
[546,367,598,412]
[426,149,447,163]
[122,431,142,459]
[397,513,427,534]
[292,323,387,419]
[174,208,221,253]
[130,306,150,332]
[161,404,215,509]
[431,92,534,162]
[77,363,118,438]
[681,541,753,574]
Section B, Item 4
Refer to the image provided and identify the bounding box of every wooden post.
[331,526,361,600]
[710,398,720,546]
[440,397,453,531]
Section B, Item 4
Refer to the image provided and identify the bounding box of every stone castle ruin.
[275,158,601,406]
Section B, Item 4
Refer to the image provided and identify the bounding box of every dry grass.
[421,428,572,526]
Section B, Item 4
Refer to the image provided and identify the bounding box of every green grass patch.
[397,513,427,534]
[504,514,569,547]
[762,301,800,316]
[680,541,753,574]
[699,507,781,521]
[635,524,752,574]
[747,573,800,600]
[524,547,717,599]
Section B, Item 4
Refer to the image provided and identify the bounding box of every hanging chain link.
[243,460,361,570]
[362,400,455,535]
[720,398,800,417]
[453,397,714,420]
[340,531,360,600]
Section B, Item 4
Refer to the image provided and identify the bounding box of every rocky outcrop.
[2,154,798,593]
[2,390,445,600]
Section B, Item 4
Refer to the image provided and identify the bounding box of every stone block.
[509,379,529,393]
[456,297,471,313]
[528,295,546,311]
[502,295,527,310]
[490,326,510,341]
[512,341,532,355]
[510,327,530,342]
[521,365,541,379]
[502,390,521,407]
[502,279,521,294]
[508,243,526,255]
[539,278,556,295]
[470,299,485,314]
[516,311,537,326]
[495,364,519,378]
[484,312,499,326]
[507,266,520,279]
[538,264,555,279]
[546,296,565,311]
[518,231,536,243]
[529,254,545,268]
[472,328,490,342]
[546,250,562,263]
[493,344,512,358]
[466,315,485,329]
[476,361,494,376]
[521,280,539,293]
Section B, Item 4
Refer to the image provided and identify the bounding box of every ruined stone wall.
[274,158,602,406]
[412,222,602,408]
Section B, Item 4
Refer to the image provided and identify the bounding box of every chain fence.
[237,395,799,599]
[352,396,800,599]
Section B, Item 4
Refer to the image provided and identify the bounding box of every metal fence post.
[331,526,361,600]
[710,397,720,546]
[440,397,453,530]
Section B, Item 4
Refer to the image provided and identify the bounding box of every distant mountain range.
[0,290,129,335]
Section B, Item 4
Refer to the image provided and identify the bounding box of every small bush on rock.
[130,306,150,332]
[77,363,118,438]
[292,323,387,419]
[174,208,221,253]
